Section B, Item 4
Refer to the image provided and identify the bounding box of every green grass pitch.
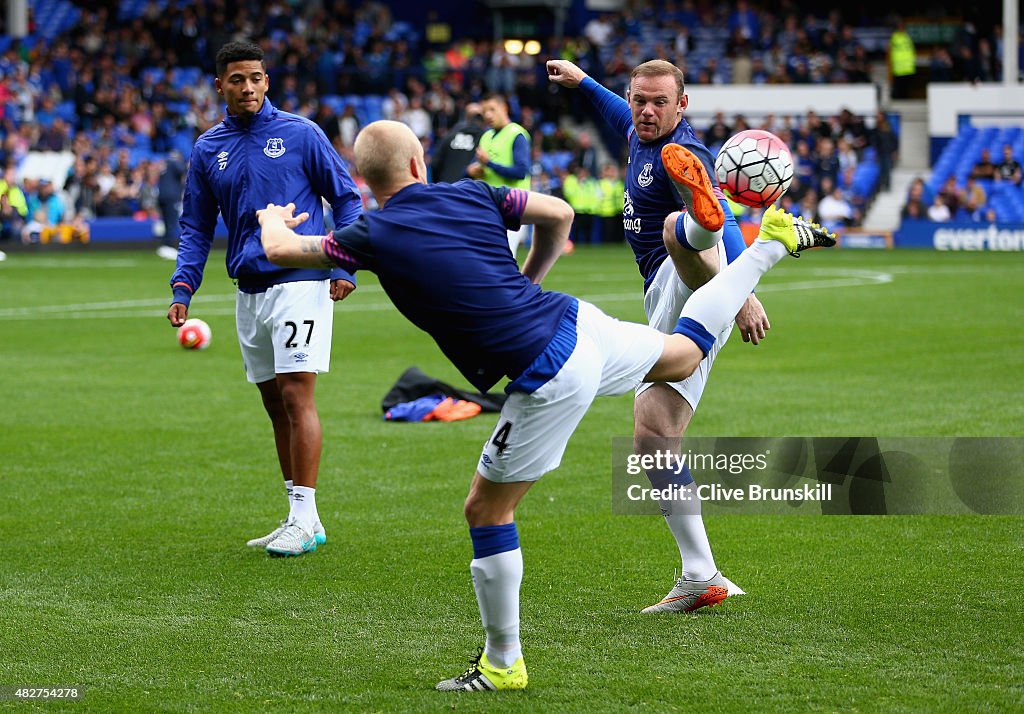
[1,245,1022,712]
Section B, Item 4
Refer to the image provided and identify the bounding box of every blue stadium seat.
[172,66,203,87]
[552,151,574,172]
[55,100,77,123]
[142,67,166,85]
[850,162,879,200]
[362,95,384,123]
[988,182,1010,198]
[31,0,80,39]
[996,126,1020,147]
[386,21,419,43]
[131,0,168,20]
[4,102,22,123]
[173,129,195,160]
[128,147,152,168]
[321,95,346,113]
[165,101,191,117]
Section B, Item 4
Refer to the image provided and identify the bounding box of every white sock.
[680,238,787,336]
[471,549,524,668]
[284,479,294,506]
[683,212,723,251]
[667,486,717,581]
[290,486,316,532]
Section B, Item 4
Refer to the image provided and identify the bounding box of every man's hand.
[546,60,588,88]
[330,279,355,302]
[466,162,483,179]
[167,302,188,327]
[474,147,490,165]
[735,293,770,345]
[256,202,309,228]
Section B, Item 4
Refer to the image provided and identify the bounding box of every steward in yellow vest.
[468,93,533,256]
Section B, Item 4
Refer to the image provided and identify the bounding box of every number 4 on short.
[491,421,513,454]
[284,320,314,348]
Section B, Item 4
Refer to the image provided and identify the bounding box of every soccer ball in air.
[714,129,794,208]
[177,318,212,350]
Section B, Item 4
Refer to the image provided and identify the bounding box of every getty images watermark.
[612,437,1024,516]
[624,449,833,506]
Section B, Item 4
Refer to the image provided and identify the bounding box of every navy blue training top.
[322,180,574,392]
[579,77,746,292]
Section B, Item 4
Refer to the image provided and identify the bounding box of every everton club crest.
[263,138,286,158]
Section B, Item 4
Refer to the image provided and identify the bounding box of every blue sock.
[673,317,715,357]
[470,523,520,559]
[647,464,696,517]
[646,464,696,489]
[674,240,780,353]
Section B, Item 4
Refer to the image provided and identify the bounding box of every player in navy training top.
[257,119,834,691]
[548,58,768,611]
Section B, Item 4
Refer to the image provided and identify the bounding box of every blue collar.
[223,97,276,130]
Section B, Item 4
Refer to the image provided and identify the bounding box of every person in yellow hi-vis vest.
[888,17,916,100]
[560,163,598,245]
[595,163,625,243]
[0,167,28,250]
[468,93,533,258]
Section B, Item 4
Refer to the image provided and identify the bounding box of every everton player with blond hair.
[257,119,833,691]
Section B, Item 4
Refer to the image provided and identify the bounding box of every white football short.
[634,240,733,410]
[478,300,665,483]
[507,224,532,257]
[235,279,334,384]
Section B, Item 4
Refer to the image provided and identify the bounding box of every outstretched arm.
[547,59,633,137]
[257,203,334,268]
[519,191,574,284]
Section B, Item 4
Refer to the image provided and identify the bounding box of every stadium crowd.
[0,0,1013,253]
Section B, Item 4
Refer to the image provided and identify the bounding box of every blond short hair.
[629,60,685,99]
[353,120,421,189]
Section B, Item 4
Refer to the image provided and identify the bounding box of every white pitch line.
[0,285,391,318]
[0,258,144,268]
[0,269,893,321]
[0,295,232,317]
[584,269,893,303]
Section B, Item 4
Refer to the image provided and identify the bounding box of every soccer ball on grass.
[714,129,794,208]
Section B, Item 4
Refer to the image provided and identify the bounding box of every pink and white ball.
[177,318,212,350]
[714,129,794,208]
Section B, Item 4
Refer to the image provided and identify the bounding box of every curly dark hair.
[215,40,264,77]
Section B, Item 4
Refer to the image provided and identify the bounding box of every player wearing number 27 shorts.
[166,41,362,557]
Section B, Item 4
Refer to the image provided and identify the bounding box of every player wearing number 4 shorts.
[256,120,835,691]
[165,40,362,556]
